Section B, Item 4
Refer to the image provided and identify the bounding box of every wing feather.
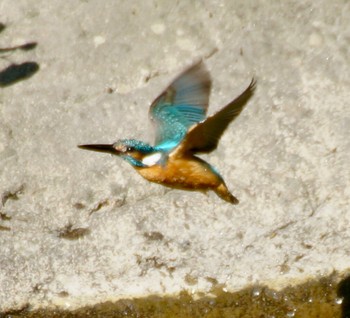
[173,78,256,155]
[149,62,211,151]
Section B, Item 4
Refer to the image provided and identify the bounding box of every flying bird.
[79,63,255,204]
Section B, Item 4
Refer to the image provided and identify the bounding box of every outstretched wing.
[149,62,211,152]
[173,78,256,155]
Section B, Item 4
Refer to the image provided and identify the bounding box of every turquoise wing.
[149,63,211,152]
[174,78,256,155]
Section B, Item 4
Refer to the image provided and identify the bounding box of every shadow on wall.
[338,275,350,318]
[0,22,39,87]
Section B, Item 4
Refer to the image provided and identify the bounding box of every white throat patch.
[142,152,162,166]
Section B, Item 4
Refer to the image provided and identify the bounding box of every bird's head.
[78,139,154,168]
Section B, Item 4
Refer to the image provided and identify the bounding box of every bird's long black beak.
[78,144,118,155]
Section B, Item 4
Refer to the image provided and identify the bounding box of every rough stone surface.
[0,0,349,311]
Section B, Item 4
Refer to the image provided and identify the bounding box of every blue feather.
[149,63,211,152]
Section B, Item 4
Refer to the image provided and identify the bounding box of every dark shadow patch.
[0,23,5,34]
[0,22,39,87]
[338,275,350,318]
[0,41,37,53]
[0,62,39,87]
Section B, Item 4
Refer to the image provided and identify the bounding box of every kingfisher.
[79,63,255,204]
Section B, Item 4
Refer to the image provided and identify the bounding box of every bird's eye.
[126,147,134,152]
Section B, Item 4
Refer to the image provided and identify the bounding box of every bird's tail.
[214,183,239,204]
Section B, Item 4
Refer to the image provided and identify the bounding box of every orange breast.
[136,156,222,190]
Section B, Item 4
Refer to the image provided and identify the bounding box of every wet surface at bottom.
[2,272,350,318]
